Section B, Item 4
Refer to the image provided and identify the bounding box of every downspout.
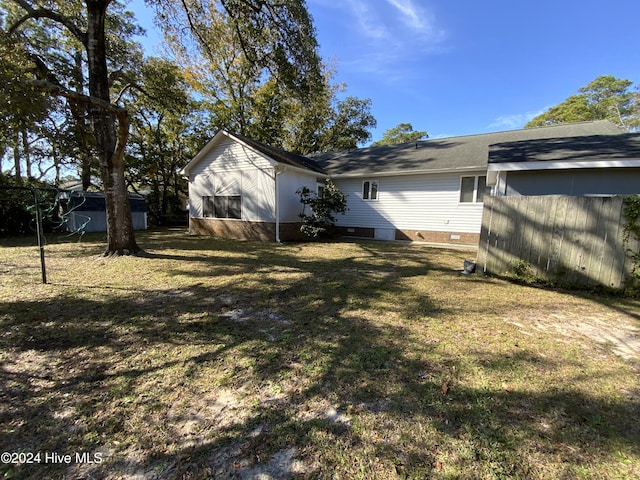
[274,165,286,242]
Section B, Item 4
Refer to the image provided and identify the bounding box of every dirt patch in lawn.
[507,309,640,362]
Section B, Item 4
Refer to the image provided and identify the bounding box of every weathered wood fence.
[477,196,639,289]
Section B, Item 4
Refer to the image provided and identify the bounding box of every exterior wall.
[395,229,479,245]
[502,168,640,196]
[277,169,321,222]
[189,218,306,242]
[187,137,323,242]
[332,171,486,244]
[66,212,147,233]
[188,137,276,222]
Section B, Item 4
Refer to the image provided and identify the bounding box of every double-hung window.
[202,195,241,219]
[363,180,379,200]
[460,175,490,203]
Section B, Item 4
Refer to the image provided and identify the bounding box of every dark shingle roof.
[230,132,327,174]
[312,121,624,176]
[488,132,640,164]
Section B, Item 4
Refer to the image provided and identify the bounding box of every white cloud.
[386,0,446,43]
[489,108,549,130]
[309,0,447,84]
[386,0,425,30]
[345,0,391,40]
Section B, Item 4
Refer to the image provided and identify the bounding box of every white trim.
[274,165,285,243]
[362,179,380,201]
[459,174,488,204]
[487,158,640,172]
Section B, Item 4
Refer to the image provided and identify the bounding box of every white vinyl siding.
[189,137,273,176]
[188,137,276,222]
[277,170,319,222]
[188,136,321,223]
[333,171,486,234]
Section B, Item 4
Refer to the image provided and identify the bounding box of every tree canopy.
[526,75,639,131]
[371,122,428,146]
[1,0,372,253]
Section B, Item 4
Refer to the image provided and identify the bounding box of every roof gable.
[181,130,326,176]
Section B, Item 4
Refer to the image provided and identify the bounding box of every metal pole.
[33,189,47,284]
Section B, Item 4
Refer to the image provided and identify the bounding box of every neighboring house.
[487,133,640,196]
[60,191,148,233]
[184,121,626,244]
[180,130,328,241]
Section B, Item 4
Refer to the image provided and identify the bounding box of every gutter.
[274,165,286,243]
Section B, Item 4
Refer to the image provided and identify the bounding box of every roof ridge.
[388,120,623,145]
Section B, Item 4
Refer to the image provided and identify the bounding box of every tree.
[158,4,375,155]
[371,123,428,146]
[126,58,201,225]
[526,75,639,131]
[297,179,347,238]
[5,0,327,254]
[3,0,145,254]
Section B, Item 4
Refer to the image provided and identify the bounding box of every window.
[363,180,379,200]
[202,195,241,219]
[460,175,491,203]
[317,184,325,198]
[202,196,215,217]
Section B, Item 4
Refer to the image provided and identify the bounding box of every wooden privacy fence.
[477,196,639,289]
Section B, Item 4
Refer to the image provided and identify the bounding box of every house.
[179,130,328,241]
[183,121,625,244]
[487,132,640,196]
[60,191,148,233]
[312,120,623,245]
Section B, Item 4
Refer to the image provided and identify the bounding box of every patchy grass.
[1,229,639,479]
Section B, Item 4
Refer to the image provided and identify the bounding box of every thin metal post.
[33,189,47,284]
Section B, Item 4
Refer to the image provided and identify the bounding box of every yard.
[1,230,639,479]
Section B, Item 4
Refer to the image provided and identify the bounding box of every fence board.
[478,196,636,289]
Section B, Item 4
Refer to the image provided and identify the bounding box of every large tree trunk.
[85,0,140,255]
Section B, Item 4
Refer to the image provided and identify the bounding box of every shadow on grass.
[0,234,638,478]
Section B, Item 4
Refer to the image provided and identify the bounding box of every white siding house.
[181,131,326,241]
[312,121,623,245]
[183,121,626,244]
[331,171,487,243]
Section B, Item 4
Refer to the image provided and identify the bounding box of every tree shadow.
[1,235,639,478]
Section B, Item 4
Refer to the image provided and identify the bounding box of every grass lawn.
[1,229,639,479]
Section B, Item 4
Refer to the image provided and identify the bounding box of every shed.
[61,191,148,233]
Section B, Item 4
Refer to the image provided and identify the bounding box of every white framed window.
[460,175,490,203]
[362,180,379,201]
[202,195,242,219]
[317,183,325,198]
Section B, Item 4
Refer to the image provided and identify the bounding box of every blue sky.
[130,0,640,143]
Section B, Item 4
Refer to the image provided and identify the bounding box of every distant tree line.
[526,75,639,131]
